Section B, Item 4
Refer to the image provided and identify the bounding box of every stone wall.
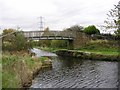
[56,50,119,61]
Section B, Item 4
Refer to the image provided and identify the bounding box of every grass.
[38,47,66,53]
[2,53,21,88]
[78,49,118,55]
[78,40,119,55]
[0,51,51,88]
[40,56,49,62]
[2,51,49,88]
[2,70,20,88]
[37,40,119,56]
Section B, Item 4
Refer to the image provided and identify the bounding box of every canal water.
[30,48,119,88]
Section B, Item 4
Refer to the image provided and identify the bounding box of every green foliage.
[2,28,29,51]
[115,29,120,36]
[2,71,20,88]
[78,40,118,55]
[104,1,120,34]
[12,32,27,50]
[2,52,43,88]
[2,54,20,88]
[3,28,16,35]
[50,40,68,48]
[83,25,100,35]
[39,57,49,63]
[2,29,16,42]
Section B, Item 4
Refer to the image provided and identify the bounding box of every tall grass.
[2,51,44,88]
[2,54,21,88]
[78,40,119,55]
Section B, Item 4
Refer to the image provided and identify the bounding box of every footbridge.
[23,30,76,40]
[1,30,90,49]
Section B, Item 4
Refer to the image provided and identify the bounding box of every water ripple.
[30,56,118,88]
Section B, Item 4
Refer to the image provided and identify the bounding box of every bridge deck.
[24,31,76,40]
[28,36,74,40]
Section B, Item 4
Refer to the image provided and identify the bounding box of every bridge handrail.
[23,31,76,38]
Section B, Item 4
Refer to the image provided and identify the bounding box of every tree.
[43,27,53,36]
[83,25,100,35]
[12,31,27,50]
[104,1,120,35]
[2,28,28,51]
[2,28,16,42]
[64,25,84,32]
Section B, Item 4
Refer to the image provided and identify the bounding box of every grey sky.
[0,0,119,32]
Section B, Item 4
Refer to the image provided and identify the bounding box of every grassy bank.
[2,51,51,88]
[56,49,119,61]
[56,40,119,61]
[37,40,119,56]
[78,40,119,55]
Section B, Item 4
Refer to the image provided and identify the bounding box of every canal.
[30,48,118,88]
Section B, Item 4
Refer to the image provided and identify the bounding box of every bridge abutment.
[73,32,91,49]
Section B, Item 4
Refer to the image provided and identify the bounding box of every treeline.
[2,28,69,51]
[2,24,120,51]
[2,29,32,51]
[28,40,68,49]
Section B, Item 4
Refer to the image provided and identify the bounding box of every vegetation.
[2,28,51,88]
[2,28,31,51]
[2,1,120,88]
[2,51,50,88]
[50,40,68,48]
[83,25,100,35]
[64,25,84,32]
[104,1,120,35]
[78,40,119,55]
[56,49,119,61]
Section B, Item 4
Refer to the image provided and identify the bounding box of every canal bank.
[2,50,53,88]
[56,50,120,61]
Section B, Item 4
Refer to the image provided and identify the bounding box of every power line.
[38,16,44,31]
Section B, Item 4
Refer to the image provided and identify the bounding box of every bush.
[2,29,29,51]
[83,25,100,35]
[50,40,68,48]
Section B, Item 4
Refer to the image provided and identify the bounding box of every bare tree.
[104,1,120,34]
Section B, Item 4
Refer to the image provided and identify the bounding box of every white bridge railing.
[23,31,76,38]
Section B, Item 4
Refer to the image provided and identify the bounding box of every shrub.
[83,25,100,35]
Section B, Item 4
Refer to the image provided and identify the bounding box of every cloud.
[0,0,119,32]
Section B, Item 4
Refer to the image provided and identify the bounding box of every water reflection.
[31,56,118,88]
[31,48,57,57]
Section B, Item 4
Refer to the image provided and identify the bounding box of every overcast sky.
[0,0,119,32]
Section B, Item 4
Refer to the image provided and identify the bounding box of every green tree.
[2,28,28,51]
[12,31,27,50]
[104,1,120,35]
[64,25,84,32]
[83,25,100,35]
[2,28,16,42]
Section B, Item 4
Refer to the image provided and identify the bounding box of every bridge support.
[73,32,91,49]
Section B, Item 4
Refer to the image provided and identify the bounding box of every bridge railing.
[23,31,76,38]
